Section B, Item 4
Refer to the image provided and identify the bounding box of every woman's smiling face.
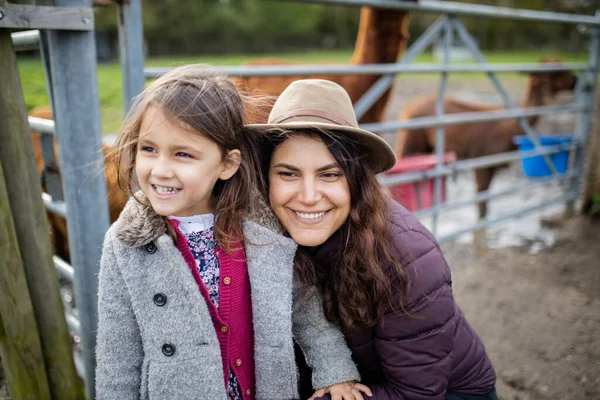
[268,134,351,247]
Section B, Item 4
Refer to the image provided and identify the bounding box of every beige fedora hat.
[247,79,397,173]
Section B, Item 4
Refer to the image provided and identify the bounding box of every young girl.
[250,79,497,400]
[95,66,369,400]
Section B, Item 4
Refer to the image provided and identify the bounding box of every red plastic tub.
[385,153,456,212]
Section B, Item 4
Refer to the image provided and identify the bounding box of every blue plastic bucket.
[512,135,573,178]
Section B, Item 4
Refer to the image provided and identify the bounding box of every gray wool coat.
[95,196,359,400]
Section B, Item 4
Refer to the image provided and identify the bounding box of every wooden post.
[582,88,600,214]
[0,23,84,400]
[0,152,51,400]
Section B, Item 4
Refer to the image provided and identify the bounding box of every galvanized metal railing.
[17,66,82,377]
[10,28,40,49]
[144,62,592,77]
[11,0,600,398]
[287,0,600,26]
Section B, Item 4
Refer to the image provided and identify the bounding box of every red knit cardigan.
[170,220,256,398]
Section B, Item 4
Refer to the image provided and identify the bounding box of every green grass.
[18,50,588,135]
[19,58,125,134]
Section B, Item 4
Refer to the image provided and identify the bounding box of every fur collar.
[113,191,284,248]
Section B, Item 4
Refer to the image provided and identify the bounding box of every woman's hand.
[309,381,372,400]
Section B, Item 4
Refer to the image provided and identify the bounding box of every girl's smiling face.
[135,105,240,217]
[268,134,351,247]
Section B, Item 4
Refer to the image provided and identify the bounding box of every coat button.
[220,326,228,333]
[223,277,231,285]
[161,343,175,356]
[153,293,167,307]
[144,242,157,254]
[235,359,242,367]
[245,389,252,396]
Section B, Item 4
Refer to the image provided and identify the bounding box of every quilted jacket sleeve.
[364,227,456,400]
[95,230,144,399]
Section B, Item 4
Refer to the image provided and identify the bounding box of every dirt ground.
[445,216,600,400]
[1,75,598,400]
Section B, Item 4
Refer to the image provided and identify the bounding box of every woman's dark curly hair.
[257,128,411,332]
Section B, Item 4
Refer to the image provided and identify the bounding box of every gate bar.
[74,353,84,379]
[378,142,579,186]
[415,172,575,218]
[363,103,585,133]
[11,29,40,50]
[42,193,67,218]
[64,311,80,336]
[29,116,56,135]
[432,16,452,235]
[284,0,600,26]
[38,30,64,202]
[145,62,590,79]
[436,192,576,244]
[54,255,74,281]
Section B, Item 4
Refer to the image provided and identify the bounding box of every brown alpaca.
[394,63,578,219]
[236,2,417,124]
[29,106,128,262]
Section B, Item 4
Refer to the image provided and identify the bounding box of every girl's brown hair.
[257,129,411,332]
[110,65,261,252]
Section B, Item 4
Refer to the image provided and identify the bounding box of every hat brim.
[247,121,397,174]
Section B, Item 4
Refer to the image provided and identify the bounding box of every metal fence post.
[431,16,452,236]
[117,0,145,113]
[43,1,111,398]
[38,30,64,202]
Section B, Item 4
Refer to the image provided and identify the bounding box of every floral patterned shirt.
[187,228,220,306]
[170,214,243,399]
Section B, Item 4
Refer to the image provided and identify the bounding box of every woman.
[248,79,497,400]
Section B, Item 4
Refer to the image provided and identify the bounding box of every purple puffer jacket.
[312,200,496,400]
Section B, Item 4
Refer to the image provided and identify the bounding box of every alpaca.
[395,62,578,220]
[29,106,128,262]
[236,2,417,124]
